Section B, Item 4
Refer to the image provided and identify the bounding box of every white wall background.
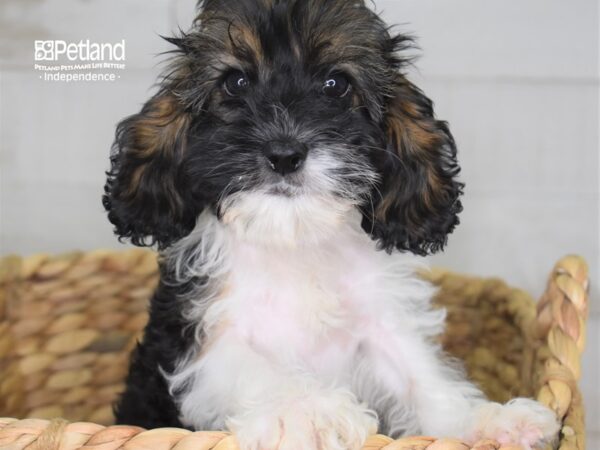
[1,0,598,445]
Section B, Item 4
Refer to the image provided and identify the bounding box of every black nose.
[263,141,308,176]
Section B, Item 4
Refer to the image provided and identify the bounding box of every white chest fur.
[163,211,559,450]
[211,229,378,377]
[164,210,442,430]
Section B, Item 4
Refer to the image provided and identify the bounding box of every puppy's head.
[103,0,462,254]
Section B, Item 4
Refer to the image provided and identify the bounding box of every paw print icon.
[34,41,54,61]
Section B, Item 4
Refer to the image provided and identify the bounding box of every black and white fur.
[103,1,559,449]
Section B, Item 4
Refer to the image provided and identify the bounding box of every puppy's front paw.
[228,390,377,450]
[468,398,560,450]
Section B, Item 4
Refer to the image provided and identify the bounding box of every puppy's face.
[104,0,463,254]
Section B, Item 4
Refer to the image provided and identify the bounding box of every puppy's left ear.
[362,77,464,255]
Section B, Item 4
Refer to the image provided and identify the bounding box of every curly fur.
[105,1,559,449]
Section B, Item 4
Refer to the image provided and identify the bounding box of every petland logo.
[34,39,126,83]
[34,40,126,62]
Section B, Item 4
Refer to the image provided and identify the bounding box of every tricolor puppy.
[103,1,559,449]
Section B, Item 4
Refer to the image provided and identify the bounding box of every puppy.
[103,1,559,449]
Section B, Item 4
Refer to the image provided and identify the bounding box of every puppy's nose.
[263,141,308,176]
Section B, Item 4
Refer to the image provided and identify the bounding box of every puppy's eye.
[224,70,250,97]
[322,73,350,98]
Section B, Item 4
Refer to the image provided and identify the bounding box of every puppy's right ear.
[103,92,198,248]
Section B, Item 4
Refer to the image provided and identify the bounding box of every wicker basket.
[0,250,589,450]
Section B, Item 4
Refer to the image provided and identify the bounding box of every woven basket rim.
[0,252,590,450]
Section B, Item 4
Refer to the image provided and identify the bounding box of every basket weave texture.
[0,250,589,450]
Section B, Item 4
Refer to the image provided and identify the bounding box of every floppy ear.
[362,77,464,256]
[103,92,198,248]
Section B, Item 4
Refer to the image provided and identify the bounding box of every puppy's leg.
[229,382,377,450]
[115,284,191,429]
[174,334,377,450]
[115,341,184,428]
[361,325,559,448]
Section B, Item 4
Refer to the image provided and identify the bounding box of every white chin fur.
[220,192,356,247]
[218,146,376,247]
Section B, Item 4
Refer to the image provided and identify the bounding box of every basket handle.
[535,255,589,449]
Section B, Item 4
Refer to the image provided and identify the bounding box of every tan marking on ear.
[397,97,419,116]
[375,187,399,221]
[404,122,441,157]
[122,94,190,200]
[387,101,443,158]
[131,95,190,159]
[377,95,447,220]
[375,172,442,222]
[423,172,442,209]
